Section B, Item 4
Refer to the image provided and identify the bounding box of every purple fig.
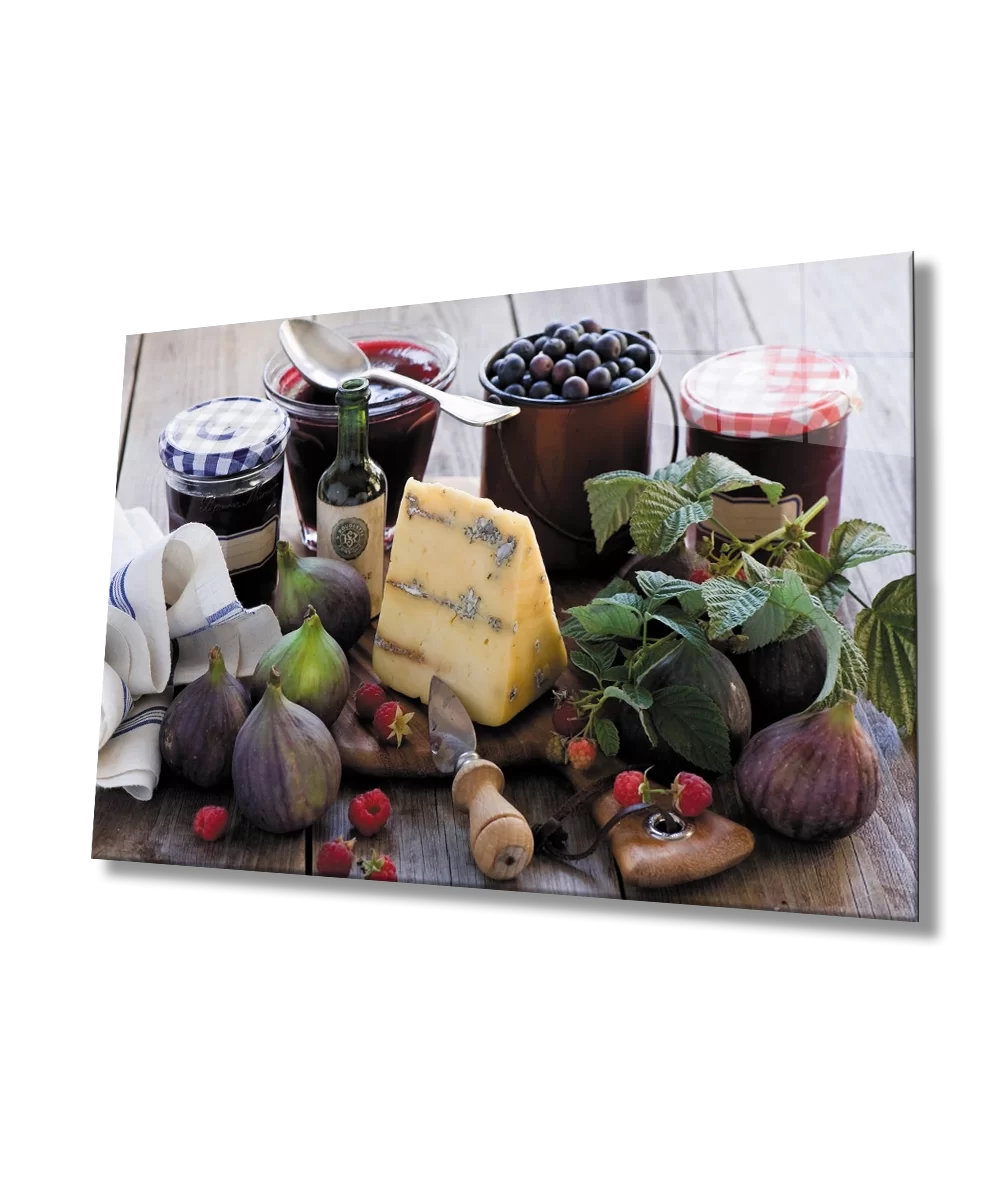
[232,667,342,834]
[731,628,827,732]
[735,696,880,841]
[251,605,350,726]
[159,646,250,787]
[272,540,371,649]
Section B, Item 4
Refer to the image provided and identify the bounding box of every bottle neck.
[335,398,370,465]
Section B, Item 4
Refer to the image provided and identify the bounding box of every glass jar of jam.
[263,323,458,551]
[681,346,862,555]
[159,395,290,608]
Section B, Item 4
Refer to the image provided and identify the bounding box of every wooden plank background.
[95,252,917,919]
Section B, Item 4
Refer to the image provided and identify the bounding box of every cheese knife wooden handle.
[452,758,534,881]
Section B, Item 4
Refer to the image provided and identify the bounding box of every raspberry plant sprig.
[581,450,916,738]
[560,577,732,774]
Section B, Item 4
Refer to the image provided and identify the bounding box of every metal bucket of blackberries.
[479,319,661,574]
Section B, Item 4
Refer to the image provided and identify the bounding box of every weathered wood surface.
[95,256,916,918]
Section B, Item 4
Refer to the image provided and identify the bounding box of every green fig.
[233,667,342,834]
[251,605,350,726]
[272,541,371,649]
[159,646,250,787]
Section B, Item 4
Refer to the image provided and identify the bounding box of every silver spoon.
[278,318,520,428]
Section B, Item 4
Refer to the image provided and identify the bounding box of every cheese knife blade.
[428,675,477,775]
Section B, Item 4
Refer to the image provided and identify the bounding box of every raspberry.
[671,771,713,818]
[613,770,645,806]
[316,836,356,877]
[348,788,391,836]
[372,701,414,747]
[689,567,712,584]
[566,736,597,770]
[552,698,586,737]
[613,767,669,808]
[362,852,398,881]
[545,732,567,765]
[355,681,387,721]
[192,805,229,842]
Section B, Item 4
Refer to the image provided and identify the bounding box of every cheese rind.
[371,479,567,726]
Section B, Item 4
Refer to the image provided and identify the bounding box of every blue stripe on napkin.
[109,562,136,618]
[112,704,168,739]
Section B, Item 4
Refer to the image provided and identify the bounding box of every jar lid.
[158,396,290,477]
[680,346,861,438]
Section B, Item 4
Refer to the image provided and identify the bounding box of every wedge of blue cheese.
[371,479,567,726]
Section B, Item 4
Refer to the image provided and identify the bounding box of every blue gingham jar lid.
[158,396,290,478]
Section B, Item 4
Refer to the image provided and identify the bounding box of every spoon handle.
[366,368,520,428]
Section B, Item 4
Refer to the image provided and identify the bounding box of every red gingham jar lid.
[680,346,862,439]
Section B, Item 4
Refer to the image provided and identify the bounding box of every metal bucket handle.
[493,329,661,545]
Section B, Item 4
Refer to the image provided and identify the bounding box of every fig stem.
[828,693,858,730]
[207,645,226,682]
[269,665,282,691]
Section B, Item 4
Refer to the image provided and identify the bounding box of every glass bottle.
[316,377,388,618]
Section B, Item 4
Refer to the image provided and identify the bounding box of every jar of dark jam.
[680,346,862,555]
[158,395,290,608]
[263,323,458,552]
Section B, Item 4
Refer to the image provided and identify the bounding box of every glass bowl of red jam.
[159,395,290,608]
[263,323,458,551]
[680,346,862,556]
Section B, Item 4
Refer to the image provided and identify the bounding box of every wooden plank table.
[94,255,917,918]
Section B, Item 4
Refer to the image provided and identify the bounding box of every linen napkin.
[97,501,281,801]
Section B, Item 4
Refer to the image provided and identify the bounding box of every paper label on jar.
[701,493,803,542]
[217,516,279,574]
[316,494,386,618]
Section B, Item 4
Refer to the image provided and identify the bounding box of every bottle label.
[701,493,803,542]
[217,516,279,574]
[316,494,386,617]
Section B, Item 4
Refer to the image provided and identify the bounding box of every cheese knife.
[427,675,534,881]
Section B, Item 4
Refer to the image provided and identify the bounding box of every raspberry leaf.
[629,635,680,683]
[593,717,620,758]
[682,452,784,506]
[828,520,911,574]
[784,545,850,614]
[678,587,708,618]
[638,707,657,747]
[701,578,774,639]
[645,606,712,655]
[568,601,643,640]
[603,683,654,711]
[738,597,798,651]
[651,685,731,774]
[585,471,651,553]
[853,574,916,736]
[826,627,869,708]
[557,619,612,648]
[652,456,697,485]
[739,552,772,583]
[634,571,703,601]
[591,592,645,609]
[570,638,618,682]
[629,481,714,557]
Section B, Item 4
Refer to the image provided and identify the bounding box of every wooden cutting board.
[333,622,754,889]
